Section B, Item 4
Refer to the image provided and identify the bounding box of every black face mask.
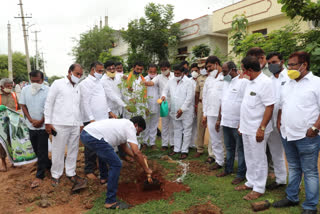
[133,70,140,76]
[268,64,282,74]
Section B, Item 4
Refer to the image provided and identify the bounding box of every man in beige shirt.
[194,63,215,163]
[0,78,20,172]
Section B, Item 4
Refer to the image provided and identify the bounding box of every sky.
[0,0,240,77]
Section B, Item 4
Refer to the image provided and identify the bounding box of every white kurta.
[101,74,126,117]
[162,76,194,153]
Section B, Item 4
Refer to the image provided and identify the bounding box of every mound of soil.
[117,160,190,205]
[173,201,222,214]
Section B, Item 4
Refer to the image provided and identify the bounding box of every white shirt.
[145,75,160,114]
[270,68,289,127]
[101,74,126,116]
[44,77,83,126]
[162,76,194,120]
[203,72,224,117]
[221,76,249,128]
[151,72,174,95]
[280,72,320,141]
[239,73,275,135]
[79,75,110,122]
[84,119,138,147]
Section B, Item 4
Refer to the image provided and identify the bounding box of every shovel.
[142,158,161,191]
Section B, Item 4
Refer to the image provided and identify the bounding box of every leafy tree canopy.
[122,3,182,69]
[72,26,115,71]
[192,44,211,58]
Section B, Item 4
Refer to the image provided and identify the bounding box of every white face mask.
[71,73,80,84]
[210,69,218,77]
[174,76,182,81]
[31,83,42,95]
[94,71,103,80]
[3,88,12,93]
[200,68,207,75]
[148,74,157,79]
[162,69,170,76]
[191,71,199,79]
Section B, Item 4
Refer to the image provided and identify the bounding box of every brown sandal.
[235,184,252,191]
[243,191,263,200]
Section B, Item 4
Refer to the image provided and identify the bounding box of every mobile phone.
[52,129,57,136]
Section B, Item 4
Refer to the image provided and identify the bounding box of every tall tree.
[72,26,115,71]
[278,0,320,25]
[122,3,182,68]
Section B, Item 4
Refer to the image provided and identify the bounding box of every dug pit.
[117,160,190,205]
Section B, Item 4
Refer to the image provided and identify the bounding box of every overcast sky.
[0,0,239,78]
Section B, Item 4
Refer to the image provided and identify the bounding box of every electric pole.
[15,0,32,80]
[32,30,40,70]
[41,52,46,77]
[7,22,13,80]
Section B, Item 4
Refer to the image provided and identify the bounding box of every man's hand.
[277,119,281,133]
[109,112,117,119]
[202,116,207,128]
[176,109,183,118]
[32,120,43,128]
[306,128,318,138]
[80,126,84,133]
[90,120,95,123]
[215,120,220,132]
[122,75,128,80]
[256,127,265,142]
[146,168,153,175]
[161,96,166,102]
[45,124,56,135]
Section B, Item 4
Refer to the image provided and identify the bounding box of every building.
[211,0,314,54]
[111,14,229,63]
[176,15,228,61]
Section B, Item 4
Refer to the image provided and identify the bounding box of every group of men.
[0,46,319,213]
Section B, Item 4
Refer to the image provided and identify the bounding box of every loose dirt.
[173,201,222,214]
[117,160,190,205]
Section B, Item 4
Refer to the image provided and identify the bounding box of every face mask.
[3,88,11,93]
[71,73,80,84]
[162,69,170,76]
[191,71,199,79]
[117,71,123,74]
[223,70,232,82]
[209,69,218,77]
[200,69,207,75]
[133,70,140,75]
[260,64,264,69]
[148,74,157,79]
[94,71,103,80]
[107,71,116,78]
[174,76,182,81]
[31,83,42,95]
[287,64,303,80]
[268,63,282,74]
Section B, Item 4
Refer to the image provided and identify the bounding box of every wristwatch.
[259,126,265,131]
[311,126,319,134]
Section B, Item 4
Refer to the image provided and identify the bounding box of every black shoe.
[161,146,168,151]
[209,163,223,170]
[266,181,286,190]
[273,198,299,208]
[301,209,317,214]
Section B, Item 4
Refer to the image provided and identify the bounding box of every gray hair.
[0,78,13,87]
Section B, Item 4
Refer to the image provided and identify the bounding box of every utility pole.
[7,22,13,80]
[41,52,46,77]
[15,0,32,80]
[32,30,40,70]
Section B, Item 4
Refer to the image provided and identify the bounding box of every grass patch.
[87,137,307,214]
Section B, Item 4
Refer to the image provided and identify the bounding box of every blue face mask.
[133,70,140,76]
[223,70,232,82]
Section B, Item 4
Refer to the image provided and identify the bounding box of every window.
[252,28,267,35]
[178,47,188,55]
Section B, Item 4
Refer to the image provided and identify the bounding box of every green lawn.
[87,138,308,214]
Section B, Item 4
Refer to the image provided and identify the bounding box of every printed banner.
[0,105,37,166]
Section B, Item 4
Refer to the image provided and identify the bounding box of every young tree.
[72,26,115,71]
[122,3,182,69]
[192,44,211,58]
